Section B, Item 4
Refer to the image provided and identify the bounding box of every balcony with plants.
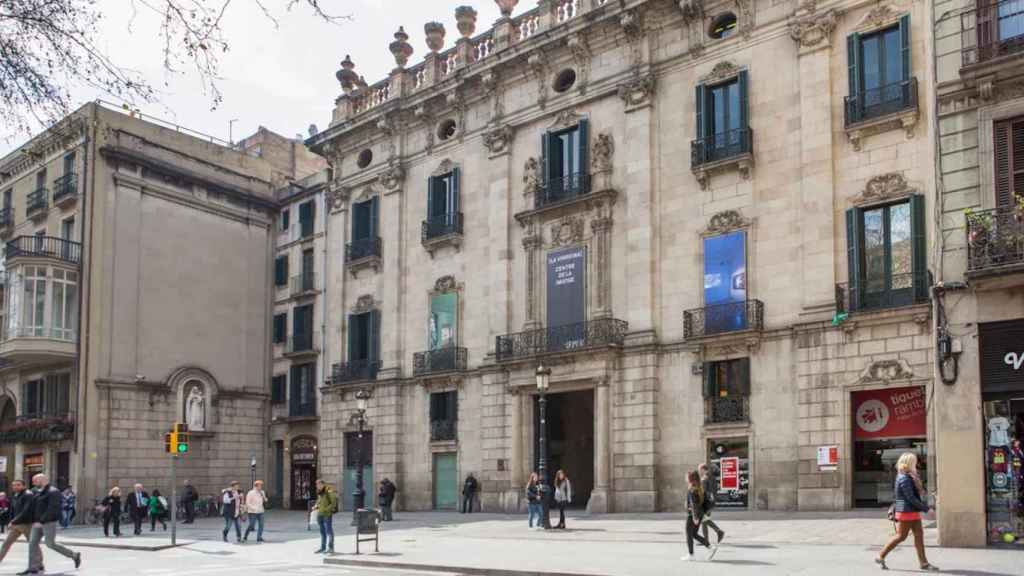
[966,200,1024,277]
[0,412,75,444]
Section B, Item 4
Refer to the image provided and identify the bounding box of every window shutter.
[281,209,289,231]
[738,70,749,131]
[292,306,305,341]
[369,309,381,362]
[899,14,911,81]
[541,131,552,188]
[347,314,356,360]
[273,314,286,343]
[847,33,861,98]
[370,197,379,239]
[449,391,458,422]
[429,393,438,422]
[451,167,461,213]
[995,120,1014,210]
[577,119,589,186]
[274,256,287,286]
[845,208,863,311]
[736,358,751,396]
[21,382,27,415]
[299,201,313,236]
[351,204,359,242]
[702,362,716,398]
[1014,120,1024,203]
[910,194,928,302]
[427,176,435,219]
[695,84,706,141]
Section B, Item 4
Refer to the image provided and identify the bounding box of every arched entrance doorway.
[290,436,317,509]
[0,398,15,492]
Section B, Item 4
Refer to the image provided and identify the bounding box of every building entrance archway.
[533,388,594,509]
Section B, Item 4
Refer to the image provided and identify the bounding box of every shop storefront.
[290,436,317,510]
[851,386,928,508]
[707,437,749,508]
[979,320,1024,546]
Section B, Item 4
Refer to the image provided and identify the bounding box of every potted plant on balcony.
[966,207,993,246]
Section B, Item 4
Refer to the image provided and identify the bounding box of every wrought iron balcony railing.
[430,419,457,442]
[27,187,48,216]
[683,299,764,339]
[691,127,753,167]
[289,272,318,296]
[961,0,1024,66]
[835,271,930,314]
[286,332,319,355]
[535,172,591,209]
[495,318,628,362]
[289,398,317,418]
[422,212,464,242]
[52,173,78,203]
[966,207,1024,273]
[5,236,82,265]
[0,207,12,229]
[413,346,468,375]
[346,236,382,262]
[705,396,749,425]
[331,359,381,384]
[0,412,75,443]
[844,78,918,127]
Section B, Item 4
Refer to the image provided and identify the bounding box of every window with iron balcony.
[966,116,1024,276]
[692,71,752,169]
[537,120,590,209]
[961,0,1024,68]
[422,168,463,253]
[702,358,750,425]
[845,17,917,129]
[429,390,458,442]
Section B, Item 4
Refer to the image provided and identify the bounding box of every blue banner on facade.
[546,246,586,351]
[703,231,747,333]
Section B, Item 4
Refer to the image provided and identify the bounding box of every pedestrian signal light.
[173,423,190,454]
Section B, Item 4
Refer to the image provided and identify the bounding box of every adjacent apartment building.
[0,102,319,509]
[931,0,1024,547]
[305,0,944,524]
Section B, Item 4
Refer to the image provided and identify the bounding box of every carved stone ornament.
[678,0,703,23]
[434,275,458,293]
[703,210,751,236]
[528,52,549,109]
[523,157,541,196]
[379,159,405,192]
[852,172,911,206]
[482,124,514,156]
[617,73,657,109]
[567,33,591,93]
[550,216,585,247]
[855,3,900,32]
[326,183,350,213]
[860,359,914,383]
[354,183,379,203]
[592,133,614,173]
[353,294,377,314]
[703,61,741,84]
[789,9,839,49]
[550,109,585,131]
[432,159,456,177]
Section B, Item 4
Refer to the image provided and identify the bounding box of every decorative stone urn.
[455,6,478,38]
[389,26,414,68]
[335,54,358,94]
[424,22,446,53]
[495,0,519,18]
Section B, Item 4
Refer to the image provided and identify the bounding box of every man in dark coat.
[125,483,149,535]
[378,479,397,521]
[27,474,80,573]
[462,474,478,514]
[0,480,33,564]
[182,480,198,524]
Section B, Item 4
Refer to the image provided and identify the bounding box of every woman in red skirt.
[875,452,938,571]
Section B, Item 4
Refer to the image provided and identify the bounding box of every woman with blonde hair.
[875,452,938,571]
[101,486,122,537]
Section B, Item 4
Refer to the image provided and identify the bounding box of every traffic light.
[164,432,174,454]
[173,423,190,454]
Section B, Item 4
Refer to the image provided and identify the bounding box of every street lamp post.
[352,388,371,521]
[535,364,552,530]
[250,455,257,491]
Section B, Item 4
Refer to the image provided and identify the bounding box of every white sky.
[2,0,507,154]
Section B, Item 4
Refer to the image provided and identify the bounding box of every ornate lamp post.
[352,388,372,519]
[535,364,552,530]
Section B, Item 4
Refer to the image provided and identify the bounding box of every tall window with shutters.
[692,71,751,168]
[423,168,462,241]
[539,120,589,207]
[844,195,928,312]
[271,375,286,405]
[298,200,315,238]
[429,391,458,442]
[274,256,289,287]
[994,116,1024,211]
[845,16,916,127]
[346,310,381,380]
[702,358,750,424]
[347,197,380,262]
[968,116,1024,272]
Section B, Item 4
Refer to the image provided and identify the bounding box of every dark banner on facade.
[852,386,927,440]
[703,231,747,332]
[546,246,586,351]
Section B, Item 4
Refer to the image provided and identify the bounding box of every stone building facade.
[0,103,319,510]
[306,0,941,518]
[930,0,1024,547]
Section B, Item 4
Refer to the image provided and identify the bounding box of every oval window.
[553,69,577,93]
[357,149,373,169]
[709,13,738,40]
[437,119,458,141]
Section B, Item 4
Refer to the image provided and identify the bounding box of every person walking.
[26,474,81,573]
[553,470,572,529]
[221,481,242,543]
[875,452,939,571]
[242,480,267,543]
[525,473,542,529]
[125,483,148,536]
[682,470,713,562]
[698,463,725,544]
[60,487,76,529]
[313,479,337,555]
[148,489,168,531]
[0,480,34,566]
[461,473,478,514]
[182,480,198,524]
[378,478,396,522]
[0,491,10,534]
[101,487,122,537]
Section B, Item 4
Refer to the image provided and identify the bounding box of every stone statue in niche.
[523,157,540,196]
[185,383,206,431]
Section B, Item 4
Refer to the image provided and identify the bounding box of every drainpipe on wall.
[319,176,329,391]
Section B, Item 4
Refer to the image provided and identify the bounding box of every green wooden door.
[433,453,458,510]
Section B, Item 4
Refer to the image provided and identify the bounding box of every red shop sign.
[852,386,927,440]
[719,457,739,491]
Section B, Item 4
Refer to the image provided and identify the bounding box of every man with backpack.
[699,463,726,544]
[313,479,337,555]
